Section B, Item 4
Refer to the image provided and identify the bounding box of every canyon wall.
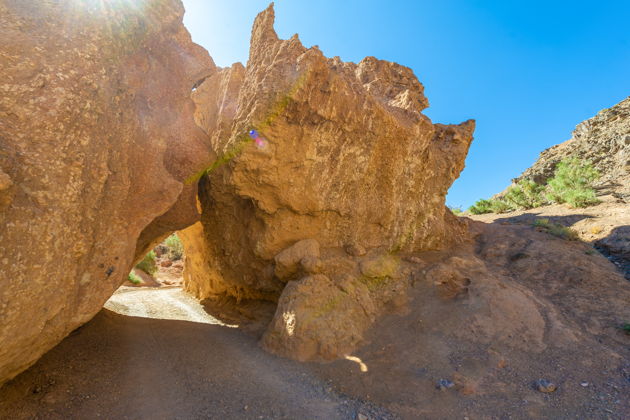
[0,0,214,384]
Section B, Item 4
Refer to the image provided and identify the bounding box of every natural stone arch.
[0,0,473,385]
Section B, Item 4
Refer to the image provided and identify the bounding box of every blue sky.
[182,0,630,209]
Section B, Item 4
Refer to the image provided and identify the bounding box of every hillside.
[514,96,630,200]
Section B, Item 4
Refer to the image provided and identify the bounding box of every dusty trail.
[104,286,233,325]
[0,288,394,420]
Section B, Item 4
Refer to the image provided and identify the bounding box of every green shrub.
[136,250,157,275]
[164,233,184,260]
[545,158,600,208]
[503,179,546,209]
[468,199,495,214]
[533,218,579,240]
[468,198,515,214]
[489,199,514,213]
[449,206,463,215]
[128,271,143,285]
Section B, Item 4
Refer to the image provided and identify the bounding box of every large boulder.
[0,0,214,385]
[182,4,475,360]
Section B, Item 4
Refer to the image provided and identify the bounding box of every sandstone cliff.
[515,96,630,200]
[181,4,475,361]
[0,0,214,384]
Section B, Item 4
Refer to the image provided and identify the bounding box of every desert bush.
[533,218,579,240]
[489,199,514,213]
[448,206,463,215]
[545,157,600,208]
[128,271,143,285]
[468,199,494,214]
[164,233,184,260]
[468,198,515,214]
[503,179,545,209]
[136,250,157,275]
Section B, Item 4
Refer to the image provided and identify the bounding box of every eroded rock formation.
[181,4,475,361]
[0,0,214,384]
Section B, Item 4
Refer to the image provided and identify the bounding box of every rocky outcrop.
[0,0,214,385]
[515,96,630,199]
[182,4,474,360]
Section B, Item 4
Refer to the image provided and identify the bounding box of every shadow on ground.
[493,212,594,227]
[0,310,392,420]
[200,295,277,335]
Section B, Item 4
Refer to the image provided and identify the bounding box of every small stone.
[535,379,557,393]
[580,382,589,387]
[403,255,426,266]
[357,414,368,420]
[436,379,455,391]
[345,243,366,257]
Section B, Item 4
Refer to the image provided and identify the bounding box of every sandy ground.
[0,287,395,420]
[104,286,233,325]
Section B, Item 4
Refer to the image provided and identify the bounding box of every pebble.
[580,382,589,387]
[535,379,557,393]
[436,379,455,391]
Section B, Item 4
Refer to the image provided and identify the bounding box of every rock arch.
[0,0,473,385]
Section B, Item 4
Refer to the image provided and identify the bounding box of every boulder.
[183,4,474,360]
[0,0,214,385]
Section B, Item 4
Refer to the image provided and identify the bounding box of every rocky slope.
[0,0,215,385]
[514,96,630,199]
[180,4,475,361]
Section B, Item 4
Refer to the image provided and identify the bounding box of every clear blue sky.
[182,0,630,209]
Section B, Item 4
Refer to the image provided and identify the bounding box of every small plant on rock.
[128,271,143,285]
[164,233,184,260]
[448,206,463,215]
[135,250,157,275]
[533,218,579,240]
[545,157,600,208]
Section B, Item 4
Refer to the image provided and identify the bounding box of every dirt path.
[104,286,234,325]
[0,288,394,420]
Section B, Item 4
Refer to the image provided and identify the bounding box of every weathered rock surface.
[515,96,630,199]
[183,4,474,360]
[0,0,213,385]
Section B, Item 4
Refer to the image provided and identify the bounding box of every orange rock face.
[0,0,214,384]
[182,5,475,360]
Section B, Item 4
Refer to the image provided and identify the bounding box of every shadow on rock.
[594,225,630,280]
[200,295,277,335]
